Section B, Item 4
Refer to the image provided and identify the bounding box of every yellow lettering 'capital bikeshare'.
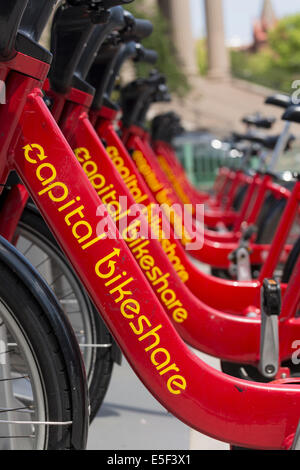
[23,143,187,395]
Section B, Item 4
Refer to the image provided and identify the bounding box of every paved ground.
[87,349,229,450]
[150,76,298,136]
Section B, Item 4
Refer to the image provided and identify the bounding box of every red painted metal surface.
[123,130,292,270]
[10,90,300,450]
[58,99,300,365]
[1,50,300,450]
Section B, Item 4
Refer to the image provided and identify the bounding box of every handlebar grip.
[103,0,134,6]
[68,0,133,7]
[132,18,153,40]
[138,47,158,65]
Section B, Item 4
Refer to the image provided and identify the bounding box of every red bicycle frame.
[2,47,300,449]
[154,138,294,248]
[120,126,292,269]
[20,83,300,372]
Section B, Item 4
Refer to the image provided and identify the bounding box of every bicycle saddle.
[265,93,292,109]
[282,105,300,124]
[242,114,276,129]
[232,131,295,151]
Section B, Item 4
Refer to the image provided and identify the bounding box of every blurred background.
[119,1,300,188]
[39,1,300,187]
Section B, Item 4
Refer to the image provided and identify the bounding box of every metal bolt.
[265,364,275,375]
[246,312,257,318]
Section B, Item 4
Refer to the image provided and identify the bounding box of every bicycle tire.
[0,256,83,449]
[15,206,115,422]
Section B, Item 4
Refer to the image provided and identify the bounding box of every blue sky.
[190,0,300,45]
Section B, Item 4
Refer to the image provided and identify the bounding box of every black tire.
[15,207,115,423]
[0,259,79,449]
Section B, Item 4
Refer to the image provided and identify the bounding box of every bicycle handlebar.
[88,39,157,110]
[120,72,168,127]
[67,0,133,8]
[123,12,153,41]
[130,17,153,40]
[75,6,126,83]
[0,0,28,59]
[135,45,158,65]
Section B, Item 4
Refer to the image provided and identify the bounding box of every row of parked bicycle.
[1,0,300,450]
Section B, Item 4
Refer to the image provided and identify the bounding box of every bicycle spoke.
[34,256,51,270]
[0,375,29,382]
[21,243,34,257]
[0,435,35,439]
[49,272,64,288]
[0,406,34,414]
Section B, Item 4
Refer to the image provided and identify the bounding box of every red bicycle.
[0,0,89,450]
[2,0,300,450]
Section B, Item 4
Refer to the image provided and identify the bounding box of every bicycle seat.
[282,105,300,124]
[242,114,276,129]
[265,93,292,109]
[232,131,295,151]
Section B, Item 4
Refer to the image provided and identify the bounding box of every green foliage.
[231,49,292,92]
[124,2,189,96]
[196,39,208,76]
[268,14,300,73]
[231,14,300,93]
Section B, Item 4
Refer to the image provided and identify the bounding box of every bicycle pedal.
[258,279,281,379]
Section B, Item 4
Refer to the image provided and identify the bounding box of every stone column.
[204,0,230,80]
[158,0,198,76]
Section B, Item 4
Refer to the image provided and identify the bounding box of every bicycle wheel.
[0,257,82,449]
[13,206,115,422]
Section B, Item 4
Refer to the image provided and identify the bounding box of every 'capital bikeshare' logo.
[0,80,5,104]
